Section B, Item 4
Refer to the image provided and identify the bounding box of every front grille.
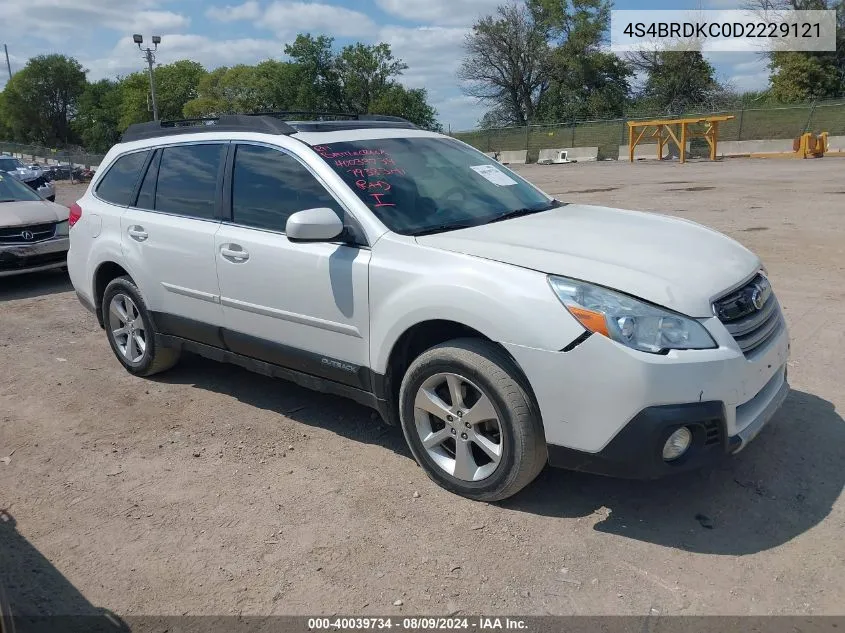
[0,222,57,244]
[714,274,784,356]
[23,176,47,190]
[0,250,66,272]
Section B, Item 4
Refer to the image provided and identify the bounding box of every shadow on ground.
[0,510,128,632]
[0,270,72,302]
[158,354,411,459]
[160,356,843,557]
[504,389,844,555]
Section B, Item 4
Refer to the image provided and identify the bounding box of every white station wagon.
[67,114,790,500]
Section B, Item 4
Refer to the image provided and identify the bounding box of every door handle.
[220,244,249,262]
[127,226,148,241]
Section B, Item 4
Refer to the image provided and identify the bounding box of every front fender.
[369,237,585,373]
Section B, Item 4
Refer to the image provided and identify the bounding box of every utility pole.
[4,44,11,81]
[133,34,161,121]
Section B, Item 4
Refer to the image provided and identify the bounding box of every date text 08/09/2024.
[307,617,529,631]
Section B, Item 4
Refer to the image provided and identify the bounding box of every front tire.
[398,338,547,501]
[102,276,180,377]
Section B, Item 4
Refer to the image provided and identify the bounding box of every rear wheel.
[399,339,547,501]
[102,276,180,376]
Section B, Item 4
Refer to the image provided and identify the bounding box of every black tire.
[398,338,547,501]
[101,276,180,377]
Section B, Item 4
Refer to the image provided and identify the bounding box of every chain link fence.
[0,141,105,179]
[452,99,845,162]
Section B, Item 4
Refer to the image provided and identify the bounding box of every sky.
[0,0,771,131]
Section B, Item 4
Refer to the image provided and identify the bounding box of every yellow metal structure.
[750,132,829,159]
[627,115,735,164]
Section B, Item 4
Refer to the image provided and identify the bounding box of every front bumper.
[0,236,68,277]
[504,314,790,479]
[547,368,789,479]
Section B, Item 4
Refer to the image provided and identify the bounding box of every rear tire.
[102,276,180,377]
[398,338,547,501]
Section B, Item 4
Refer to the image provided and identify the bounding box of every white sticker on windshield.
[470,164,518,187]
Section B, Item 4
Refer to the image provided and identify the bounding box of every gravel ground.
[1,159,843,618]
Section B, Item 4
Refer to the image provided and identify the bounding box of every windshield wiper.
[0,199,18,203]
[488,199,564,224]
[412,221,482,236]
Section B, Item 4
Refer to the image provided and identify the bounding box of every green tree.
[183,61,304,116]
[745,0,844,101]
[182,66,229,117]
[119,60,206,127]
[530,0,631,120]
[370,84,440,130]
[458,4,551,126]
[459,1,630,125]
[284,34,343,111]
[73,79,122,153]
[769,51,843,102]
[2,54,87,145]
[629,51,723,114]
[336,43,408,113]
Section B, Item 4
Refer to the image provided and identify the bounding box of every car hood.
[0,200,69,226]
[415,203,760,317]
[6,167,41,181]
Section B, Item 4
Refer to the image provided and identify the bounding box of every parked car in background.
[0,171,69,277]
[0,156,56,201]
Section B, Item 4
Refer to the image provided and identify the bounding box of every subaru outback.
[67,114,790,500]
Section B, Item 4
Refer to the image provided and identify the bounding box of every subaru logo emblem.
[21,230,34,241]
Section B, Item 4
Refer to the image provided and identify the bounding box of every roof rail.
[286,120,418,133]
[357,114,412,123]
[251,111,414,125]
[121,115,296,143]
[252,110,358,120]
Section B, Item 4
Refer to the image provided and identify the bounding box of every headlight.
[549,275,717,354]
[55,220,69,236]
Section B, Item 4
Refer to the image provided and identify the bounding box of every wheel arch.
[92,261,133,328]
[378,319,538,427]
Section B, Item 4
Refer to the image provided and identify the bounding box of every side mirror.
[285,207,344,242]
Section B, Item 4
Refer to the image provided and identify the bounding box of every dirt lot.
[1,159,844,617]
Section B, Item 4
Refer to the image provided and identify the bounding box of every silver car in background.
[0,171,69,277]
[0,156,56,201]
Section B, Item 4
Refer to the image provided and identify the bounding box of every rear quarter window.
[95,151,150,206]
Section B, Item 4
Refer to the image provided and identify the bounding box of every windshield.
[0,172,42,202]
[0,158,23,171]
[312,137,557,235]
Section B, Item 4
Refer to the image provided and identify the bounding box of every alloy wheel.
[413,372,504,482]
[108,293,147,364]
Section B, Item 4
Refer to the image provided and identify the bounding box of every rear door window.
[96,151,150,206]
[155,144,226,220]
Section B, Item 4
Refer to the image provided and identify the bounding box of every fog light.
[662,427,692,461]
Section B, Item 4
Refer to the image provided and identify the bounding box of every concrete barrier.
[497,150,527,165]
[825,135,845,153]
[483,152,497,160]
[618,142,691,160]
[537,147,599,163]
[717,139,793,156]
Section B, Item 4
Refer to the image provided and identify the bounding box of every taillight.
[68,202,82,227]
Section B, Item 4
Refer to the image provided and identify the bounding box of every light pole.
[133,34,161,121]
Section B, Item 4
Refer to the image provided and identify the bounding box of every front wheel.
[398,338,547,501]
[102,276,180,377]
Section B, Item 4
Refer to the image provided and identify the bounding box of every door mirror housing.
[286,207,344,242]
